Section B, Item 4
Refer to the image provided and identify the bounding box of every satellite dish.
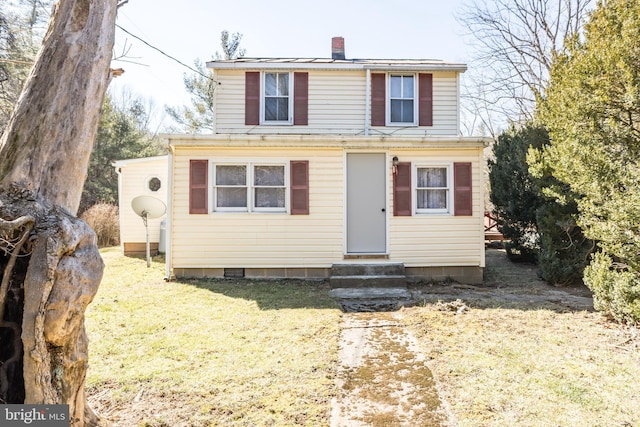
[131,196,166,268]
[131,195,166,219]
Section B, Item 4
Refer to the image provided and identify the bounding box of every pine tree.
[537,0,640,323]
[490,123,592,284]
[166,31,245,133]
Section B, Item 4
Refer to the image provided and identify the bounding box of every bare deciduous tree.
[0,0,120,425]
[458,0,593,134]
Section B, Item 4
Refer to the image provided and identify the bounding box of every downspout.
[114,164,124,254]
[457,72,462,136]
[364,68,371,136]
[165,140,175,280]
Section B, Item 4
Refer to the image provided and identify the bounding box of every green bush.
[80,203,120,248]
[535,201,593,285]
[489,124,546,263]
[584,252,640,325]
[490,123,592,282]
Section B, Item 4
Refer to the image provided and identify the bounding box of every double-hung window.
[215,165,248,211]
[416,166,450,214]
[253,165,286,211]
[389,75,416,125]
[214,163,286,212]
[263,72,291,123]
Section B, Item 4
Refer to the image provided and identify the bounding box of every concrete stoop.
[329,262,411,312]
[329,262,407,288]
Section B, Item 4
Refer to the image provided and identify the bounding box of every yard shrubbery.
[80,203,119,247]
[489,124,592,285]
[585,253,640,326]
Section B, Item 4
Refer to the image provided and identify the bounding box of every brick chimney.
[332,37,345,60]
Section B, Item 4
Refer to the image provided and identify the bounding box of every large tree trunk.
[0,0,117,213]
[0,1,117,425]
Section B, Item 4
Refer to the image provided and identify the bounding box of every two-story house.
[159,37,488,283]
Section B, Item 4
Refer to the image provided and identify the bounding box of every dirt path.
[330,249,595,426]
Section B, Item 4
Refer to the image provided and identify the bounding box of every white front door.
[346,153,386,253]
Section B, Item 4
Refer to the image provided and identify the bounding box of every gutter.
[164,141,175,281]
[207,61,467,73]
[161,133,492,149]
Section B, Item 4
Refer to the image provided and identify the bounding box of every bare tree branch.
[458,0,594,133]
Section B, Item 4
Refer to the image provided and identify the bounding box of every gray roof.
[206,57,467,72]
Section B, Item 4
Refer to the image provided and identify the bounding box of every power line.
[115,24,212,80]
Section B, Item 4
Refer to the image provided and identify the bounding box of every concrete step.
[329,287,413,312]
[329,275,407,288]
[329,287,411,299]
[331,262,405,277]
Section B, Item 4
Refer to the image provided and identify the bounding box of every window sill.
[260,121,293,126]
[415,211,451,216]
[211,211,288,214]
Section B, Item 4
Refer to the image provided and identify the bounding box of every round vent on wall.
[148,177,161,192]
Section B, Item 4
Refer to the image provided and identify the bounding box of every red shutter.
[294,72,308,126]
[371,73,386,126]
[189,160,208,214]
[245,71,260,125]
[393,162,412,216]
[454,162,472,216]
[290,160,309,215]
[419,73,433,127]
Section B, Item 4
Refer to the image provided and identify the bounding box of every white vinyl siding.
[213,69,460,136]
[388,148,484,267]
[115,156,168,247]
[170,146,343,269]
[167,141,484,272]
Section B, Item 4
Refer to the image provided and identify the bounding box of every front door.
[346,153,386,253]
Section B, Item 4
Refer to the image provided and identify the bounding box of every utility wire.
[115,24,213,80]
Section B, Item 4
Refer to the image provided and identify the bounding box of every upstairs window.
[389,75,416,125]
[416,166,450,214]
[263,72,291,123]
[371,73,432,127]
[246,72,308,126]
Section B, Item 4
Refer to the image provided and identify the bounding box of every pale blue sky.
[111,0,471,116]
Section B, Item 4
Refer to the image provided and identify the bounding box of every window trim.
[211,160,289,213]
[386,73,418,126]
[414,163,452,215]
[212,163,249,213]
[252,164,287,212]
[260,71,293,125]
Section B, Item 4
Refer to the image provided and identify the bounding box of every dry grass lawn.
[85,248,640,426]
[404,249,640,427]
[86,248,342,426]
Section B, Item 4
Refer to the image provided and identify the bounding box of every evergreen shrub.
[584,252,640,325]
